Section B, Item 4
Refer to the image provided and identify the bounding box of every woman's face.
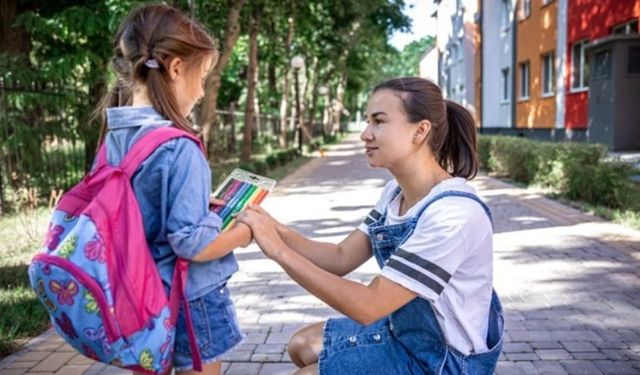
[173,54,214,117]
[361,89,418,170]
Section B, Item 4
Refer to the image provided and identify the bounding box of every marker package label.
[211,168,277,231]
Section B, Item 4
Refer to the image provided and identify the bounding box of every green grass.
[0,208,51,359]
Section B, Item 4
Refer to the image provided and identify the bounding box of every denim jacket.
[103,105,239,300]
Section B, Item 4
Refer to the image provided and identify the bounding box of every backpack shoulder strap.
[119,126,203,178]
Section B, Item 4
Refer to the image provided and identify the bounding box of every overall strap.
[414,190,493,224]
[119,126,203,178]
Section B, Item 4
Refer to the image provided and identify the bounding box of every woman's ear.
[167,57,183,82]
[413,120,431,143]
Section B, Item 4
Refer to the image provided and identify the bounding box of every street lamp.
[290,55,305,153]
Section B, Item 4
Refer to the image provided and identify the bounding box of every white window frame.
[501,68,510,103]
[542,52,555,96]
[519,62,530,100]
[571,40,589,91]
[501,0,511,32]
[521,0,531,20]
[612,20,639,35]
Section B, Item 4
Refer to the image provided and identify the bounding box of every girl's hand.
[237,209,287,260]
[209,195,225,209]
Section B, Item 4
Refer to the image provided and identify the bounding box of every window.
[519,62,530,99]
[613,20,639,35]
[501,0,511,31]
[571,40,589,90]
[542,53,555,95]
[520,0,531,19]
[501,68,510,102]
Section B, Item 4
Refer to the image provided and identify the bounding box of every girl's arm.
[246,205,372,275]
[238,208,415,324]
[191,222,252,262]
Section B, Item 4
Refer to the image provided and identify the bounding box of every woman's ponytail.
[372,77,479,180]
[442,100,478,179]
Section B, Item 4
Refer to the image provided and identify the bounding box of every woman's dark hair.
[94,4,218,145]
[373,77,478,179]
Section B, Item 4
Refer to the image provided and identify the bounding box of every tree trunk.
[227,102,237,155]
[241,7,261,163]
[331,72,348,135]
[0,0,31,56]
[199,0,246,161]
[305,58,320,139]
[278,17,294,148]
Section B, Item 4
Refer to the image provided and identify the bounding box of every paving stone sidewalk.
[1,133,639,374]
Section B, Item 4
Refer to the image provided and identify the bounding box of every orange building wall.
[516,0,557,129]
[474,0,482,127]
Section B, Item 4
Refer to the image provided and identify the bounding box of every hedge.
[478,135,640,211]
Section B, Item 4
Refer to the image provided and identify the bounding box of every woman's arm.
[245,205,372,275]
[238,209,416,324]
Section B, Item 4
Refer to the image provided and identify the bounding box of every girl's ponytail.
[94,4,218,147]
[442,100,478,179]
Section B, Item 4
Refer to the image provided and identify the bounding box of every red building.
[565,0,640,129]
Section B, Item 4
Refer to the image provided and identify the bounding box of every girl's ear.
[168,57,183,82]
[413,120,431,144]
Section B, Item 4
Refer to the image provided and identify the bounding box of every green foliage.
[252,160,268,175]
[479,135,640,212]
[265,154,279,168]
[381,36,435,79]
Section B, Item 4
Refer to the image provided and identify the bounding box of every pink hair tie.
[145,59,159,69]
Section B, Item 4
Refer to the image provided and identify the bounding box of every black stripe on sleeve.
[369,209,381,220]
[394,249,451,283]
[387,259,444,295]
[363,216,374,225]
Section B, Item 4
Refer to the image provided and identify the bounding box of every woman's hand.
[244,204,284,234]
[236,208,288,260]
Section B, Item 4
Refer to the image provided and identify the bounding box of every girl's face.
[172,54,214,117]
[361,89,419,170]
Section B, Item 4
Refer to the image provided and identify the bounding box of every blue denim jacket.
[103,105,239,300]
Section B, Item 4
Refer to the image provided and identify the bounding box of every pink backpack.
[28,127,203,373]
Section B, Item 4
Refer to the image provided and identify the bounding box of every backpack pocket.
[29,254,120,361]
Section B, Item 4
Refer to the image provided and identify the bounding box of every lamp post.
[290,55,305,153]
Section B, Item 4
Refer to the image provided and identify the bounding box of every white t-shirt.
[358,178,493,355]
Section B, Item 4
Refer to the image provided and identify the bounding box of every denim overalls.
[318,189,504,375]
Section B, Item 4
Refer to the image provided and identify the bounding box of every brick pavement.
[1,133,639,374]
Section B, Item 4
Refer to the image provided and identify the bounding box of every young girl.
[96,5,250,374]
[238,77,504,374]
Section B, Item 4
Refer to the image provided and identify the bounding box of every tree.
[198,0,246,160]
[240,2,261,163]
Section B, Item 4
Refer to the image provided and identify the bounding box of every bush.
[252,160,268,175]
[477,135,640,212]
[486,136,538,183]
[276,150,290,164]
[265,154,279,169]
[238,163,255,173]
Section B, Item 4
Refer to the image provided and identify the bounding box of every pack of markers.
[211,168,277,230]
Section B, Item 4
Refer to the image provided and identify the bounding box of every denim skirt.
[173,284,244,371]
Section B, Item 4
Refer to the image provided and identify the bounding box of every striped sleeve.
[380,201,469,302]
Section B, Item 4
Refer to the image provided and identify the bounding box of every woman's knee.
[288,322,324,367]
